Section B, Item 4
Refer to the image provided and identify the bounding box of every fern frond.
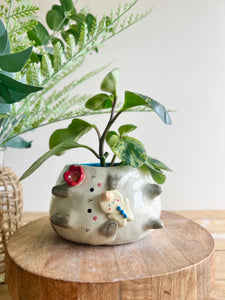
[47,62,111,106]
[7,4,38,20]
[41,53,54,79]
[41,55,84,94]
[90,17,97,37]
[66,34,76,60]
[78,22,88,50]
[32,97,44,116]
[8,19,37,35]
[53,42,64,71]
[26,63,42,86]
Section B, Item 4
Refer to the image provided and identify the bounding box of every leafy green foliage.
[107,132,147,168]
[144,157,167,184]
[0,46,33,72]
[0,72,42,103]
[49,119,94,150]
[118,124,137,137]
[4,136,31,148]
[21,68,172,183]
[100,68,120,95]
[20,140,99,181]
[0,19,42,108]
[46,5,66,31]
[0,0,38,52]
[0,0,155,152]
[85,94,112,110]
[27,21,50,46]
[123,91,172,124]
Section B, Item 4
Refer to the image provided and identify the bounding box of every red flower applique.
[63,165,84,186]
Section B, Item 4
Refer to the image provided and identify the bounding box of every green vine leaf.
[144,157,170,184]
[49,118,94,150]
[147,157,172,172]
[20,140,99,181]
[85,93,112,110]
[122,91,172,124]
[107,132,147,167]
[118,124,137,137]
[100,68,120,95]
[149,168,166,184]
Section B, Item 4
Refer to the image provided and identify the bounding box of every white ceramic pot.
[50,163,163,245]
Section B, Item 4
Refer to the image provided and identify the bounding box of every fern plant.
[0,0,153,149]
[0,0,38,52]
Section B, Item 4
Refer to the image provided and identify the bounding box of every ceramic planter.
[50,163,163,245]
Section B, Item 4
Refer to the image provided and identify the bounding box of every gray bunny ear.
[52,183,69,198]
[147,183,162,199]
[107,174,121,189]
[107,174,127,190]
[145,218,164,230]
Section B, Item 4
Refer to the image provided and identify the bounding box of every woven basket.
[0,167,23,283]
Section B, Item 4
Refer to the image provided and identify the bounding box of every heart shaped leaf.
[118,124,137,137]
[49,118,94,149]
[100,68,120,95]
[123,91,172,124]
[107,133,147,168]
[147,156,172,171]
[85,93,112,110]
[144,157,168,184]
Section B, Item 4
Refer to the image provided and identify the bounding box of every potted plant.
[20,68,172,245]
[0,0,151,281]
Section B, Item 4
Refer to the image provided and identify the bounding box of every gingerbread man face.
[100,190,134,227]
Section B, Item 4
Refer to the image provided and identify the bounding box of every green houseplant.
[20,68,172,245]
[0,0,153,279]
[0,0,151,150]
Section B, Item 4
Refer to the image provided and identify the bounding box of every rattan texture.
[0,167,23,283]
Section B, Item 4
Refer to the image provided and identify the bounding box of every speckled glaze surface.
[50,164,163,245]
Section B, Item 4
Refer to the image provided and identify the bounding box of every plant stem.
[110,154,116,166]
[93,125,101,141]
[99,96,122,166]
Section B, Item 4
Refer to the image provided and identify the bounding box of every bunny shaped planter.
[50,164,163,245]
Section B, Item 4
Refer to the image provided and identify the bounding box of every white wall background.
[4,0,225,211]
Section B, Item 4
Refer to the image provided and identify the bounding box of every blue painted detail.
[117,206,121,211]
[124,214,128,219]
[120,210,125,215]
[76,163,121,167]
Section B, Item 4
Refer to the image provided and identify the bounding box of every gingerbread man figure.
[100,190,134,227]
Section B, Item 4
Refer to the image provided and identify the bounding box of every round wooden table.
[6,211,215,300]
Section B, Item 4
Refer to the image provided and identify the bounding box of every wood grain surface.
[5,211,214,300]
